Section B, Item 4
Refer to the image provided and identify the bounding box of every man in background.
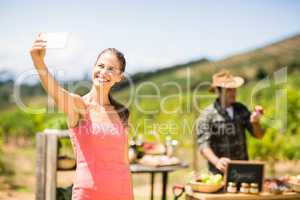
[197,70,265,174]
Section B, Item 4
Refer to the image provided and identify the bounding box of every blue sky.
[1,0,300,80]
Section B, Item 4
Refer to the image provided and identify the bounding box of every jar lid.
[241,183,249,187]
[250,183,258,187]
[228,182,236,186]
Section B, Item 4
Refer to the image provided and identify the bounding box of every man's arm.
[250,108,265,139]
[240,103,265,139]
[196,108,230,172]
[201,148,219,166]
[200,147,230,172]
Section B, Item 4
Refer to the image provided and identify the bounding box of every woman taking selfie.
[30,34,134,200]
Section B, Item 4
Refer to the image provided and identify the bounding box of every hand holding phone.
[39,32,70,49]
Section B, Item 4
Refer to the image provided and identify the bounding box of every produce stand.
[185,191,300,200]
[184,186,300,200]
[171,164,300,200]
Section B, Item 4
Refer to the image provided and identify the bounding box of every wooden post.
[45,133,58,200]
[35,133,47,200]
[192,117,199,171]
[36,130,70,200]
[150,173,155,200]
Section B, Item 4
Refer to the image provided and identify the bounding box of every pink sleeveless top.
[69,106,134,200]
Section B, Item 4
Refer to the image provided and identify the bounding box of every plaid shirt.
[196,99,254,174]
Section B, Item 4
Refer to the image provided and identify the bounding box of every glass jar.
[240,183,250,193]
[250,183,259,194]
[227,182,237,193]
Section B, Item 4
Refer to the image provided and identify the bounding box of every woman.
[30,34,134,200]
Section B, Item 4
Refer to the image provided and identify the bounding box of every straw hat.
[209,70,244,92]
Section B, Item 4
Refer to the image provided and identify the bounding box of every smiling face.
[217,87,237,107]
[225,88,236,105]
[92,51,123,90]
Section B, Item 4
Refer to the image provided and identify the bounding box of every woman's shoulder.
[81,93,91,104]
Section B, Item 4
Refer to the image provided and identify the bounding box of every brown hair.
[95,48,129,125]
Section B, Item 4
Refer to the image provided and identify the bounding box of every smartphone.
[40,32,70,49]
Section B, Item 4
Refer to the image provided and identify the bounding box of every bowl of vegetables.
[188,173,224,193]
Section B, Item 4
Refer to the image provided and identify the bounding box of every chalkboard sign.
[224,160,265,191]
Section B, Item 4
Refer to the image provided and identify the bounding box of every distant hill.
[186,33,300,80]
[115,33,300,98]
[124,58,210,85]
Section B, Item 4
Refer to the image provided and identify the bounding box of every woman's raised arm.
[29,34,85,126]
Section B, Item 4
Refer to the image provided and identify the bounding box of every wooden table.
[185,186,300,200]
[131,162,189,200]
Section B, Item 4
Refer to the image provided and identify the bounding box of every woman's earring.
[121,75,126,81]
